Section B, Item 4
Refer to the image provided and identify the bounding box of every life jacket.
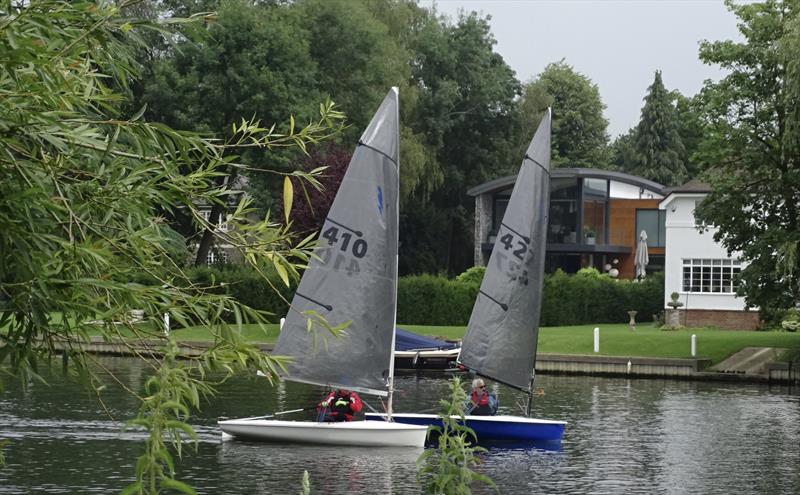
[470,390,492,416]
[319,390,362,422]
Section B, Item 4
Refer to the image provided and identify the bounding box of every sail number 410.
[322,226,368,258]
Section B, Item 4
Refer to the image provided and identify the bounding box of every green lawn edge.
[164,323,800,366]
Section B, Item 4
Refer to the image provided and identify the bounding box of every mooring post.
[594,327,600,353]
[691,334,697,357]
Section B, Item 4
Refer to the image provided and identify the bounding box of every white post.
[593,327,600,353]
[691,334,697,357]
[163,312,170,335]
[280,317,285,330]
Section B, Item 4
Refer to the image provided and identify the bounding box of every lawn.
[163,322,800,366]
[401,323,800,365]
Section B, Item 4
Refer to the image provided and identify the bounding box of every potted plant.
[584,225,596,245]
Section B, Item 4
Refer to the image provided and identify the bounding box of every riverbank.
[55,335,800,385]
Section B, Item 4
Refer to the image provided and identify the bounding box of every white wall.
[661,194,749,311]
[609,180,664,200]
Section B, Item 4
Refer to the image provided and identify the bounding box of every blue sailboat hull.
[365,412,565,442]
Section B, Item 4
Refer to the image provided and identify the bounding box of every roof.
[658,179,712,210]
[661,179,712,195]
[467,167,665,197]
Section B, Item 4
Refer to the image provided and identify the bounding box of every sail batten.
[457,109,552,391]
[273,89,400,397]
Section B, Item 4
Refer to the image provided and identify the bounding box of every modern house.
[469,171,759,329]
[659,180,758,330]
[468,168,666,279]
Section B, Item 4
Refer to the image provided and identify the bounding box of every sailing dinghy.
[219,88,428,448]
[367,110,566,443]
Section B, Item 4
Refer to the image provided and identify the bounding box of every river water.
[1,356,798,494]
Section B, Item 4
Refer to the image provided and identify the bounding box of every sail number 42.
[499,233,526,261]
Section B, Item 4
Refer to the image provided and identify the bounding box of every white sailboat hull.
[218,418,429,447]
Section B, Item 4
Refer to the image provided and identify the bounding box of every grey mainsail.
[458,109,551,391]
[273,88,400,397]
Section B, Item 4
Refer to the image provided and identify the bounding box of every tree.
[674,92,705,179]
[400,11,520,274]
[518,61,610,168]
[140,0,327,265]
[694,0,800,316]
[610,127,638,172]
[0,2,343,492]
[286,143,352,237]
[629,71,687,186]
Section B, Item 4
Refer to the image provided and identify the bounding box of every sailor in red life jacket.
[317,388,363,422]
[467,378,498,416]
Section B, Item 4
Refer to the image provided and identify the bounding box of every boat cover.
[395,328,458,352]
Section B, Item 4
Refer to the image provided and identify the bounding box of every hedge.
[136,264,664,327]
[397,268,664,327]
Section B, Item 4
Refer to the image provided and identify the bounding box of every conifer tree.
[632,71,687,186]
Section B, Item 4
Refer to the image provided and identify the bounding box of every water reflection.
[0,357,798,494]
[217,442,422,495]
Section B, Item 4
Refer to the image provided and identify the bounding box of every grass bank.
[167,322,800,367]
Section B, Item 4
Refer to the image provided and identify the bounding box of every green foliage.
[417,376,496,495]
[297,470,311,495]
[519,60,610,168]
[0,2,341,493]
[185,264,296,322]
[694,0,800,316]
[400,10,521,275]
[630,71,687,186]
[454,266,485,287]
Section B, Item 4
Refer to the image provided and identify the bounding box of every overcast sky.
[419,0,743,137]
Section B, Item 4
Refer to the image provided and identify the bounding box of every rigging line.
[523,154,552,177]
[295,291,333,311]
[479,290,508,311]
[358,140,397,167]
[325,217,363,237]
[500,222,531,244]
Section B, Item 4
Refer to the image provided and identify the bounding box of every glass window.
[548,178,579,243]
[584,178,608,197]
[492,196,509,233]
[583,199,606,244]
[207,250,229,265]
[681,258,741,293]
[636,209,666,247]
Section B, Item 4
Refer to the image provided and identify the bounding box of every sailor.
[467,378,498,416]
[317,388,363,422]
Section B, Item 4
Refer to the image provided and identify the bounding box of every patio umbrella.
[634,230,649,280]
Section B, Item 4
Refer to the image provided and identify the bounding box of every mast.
[385,87,400,421]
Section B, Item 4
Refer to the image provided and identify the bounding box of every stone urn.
[663,292,685,330]
[627,310,637,331]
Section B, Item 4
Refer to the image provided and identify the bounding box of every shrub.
[781,308,800,332]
